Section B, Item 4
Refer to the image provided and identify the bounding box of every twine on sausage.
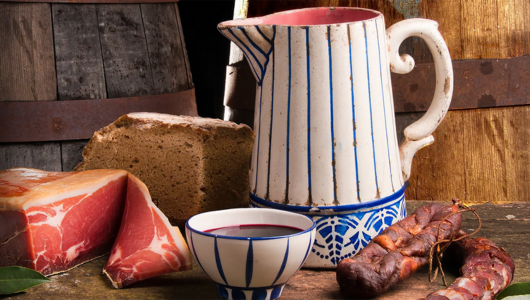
[428,199,482,286]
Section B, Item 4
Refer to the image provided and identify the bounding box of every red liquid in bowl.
[205,224,303,238]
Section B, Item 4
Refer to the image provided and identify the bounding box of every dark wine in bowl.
[205,224,303,238]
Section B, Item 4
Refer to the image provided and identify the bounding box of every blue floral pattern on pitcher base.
[250,188,406,268]
[310,195,405,266]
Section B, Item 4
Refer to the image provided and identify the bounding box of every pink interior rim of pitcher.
[219,7,381,27]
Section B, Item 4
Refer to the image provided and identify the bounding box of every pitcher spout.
[218,19,276,84]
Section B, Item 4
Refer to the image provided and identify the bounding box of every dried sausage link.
[423,235,515,300]
[336,203,463,298]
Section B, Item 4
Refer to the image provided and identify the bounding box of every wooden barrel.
[228,0,530,203]
[0,1,197,172]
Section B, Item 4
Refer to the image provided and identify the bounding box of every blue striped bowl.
[186,208,316,300]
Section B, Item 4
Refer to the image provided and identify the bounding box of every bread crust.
[75,113,254,227]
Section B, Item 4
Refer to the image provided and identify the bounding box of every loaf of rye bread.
[75,113,254,227]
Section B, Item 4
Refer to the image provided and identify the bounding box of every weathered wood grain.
[464,108,507,202]
[0,3,57,101]
[0,142,62,172]
[505,106,530,203]
[0,3,61,172]
[52,4,106,101]
[52,4,107,171]
[97,4,154,98]
[1,3,195,172]
[6,202,528,300]
[174,3,193,90]
[404,111,467,202]
[406,107,530,203]
[461,0,498,59]
[61,140,89,171]
[141,3,190,94]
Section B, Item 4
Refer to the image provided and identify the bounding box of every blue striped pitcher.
[219,7,453,268]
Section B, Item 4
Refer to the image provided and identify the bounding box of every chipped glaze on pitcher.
[219,7,453,268]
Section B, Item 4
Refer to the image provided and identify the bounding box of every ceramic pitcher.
[218,7,453,268]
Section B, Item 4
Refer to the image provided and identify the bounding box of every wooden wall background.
[246,0,530,203]
[0,2,193,172]
[1,0,528,204]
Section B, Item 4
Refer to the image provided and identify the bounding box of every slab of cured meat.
[103,174,193,288]
[0,168,129,275]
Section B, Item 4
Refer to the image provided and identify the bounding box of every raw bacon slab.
[0,168,128,275]
[103,174,193,288]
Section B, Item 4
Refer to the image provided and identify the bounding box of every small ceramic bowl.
[186,208,316,300]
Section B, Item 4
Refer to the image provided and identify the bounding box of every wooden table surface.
[6,201,530,300]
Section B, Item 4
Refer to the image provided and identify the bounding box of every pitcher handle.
[386,19,453,181]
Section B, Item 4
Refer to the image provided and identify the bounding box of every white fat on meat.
[0,168,129,275]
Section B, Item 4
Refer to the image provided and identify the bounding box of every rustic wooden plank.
[418,0,530,60]
[0,3,61,172]
[496,0,530,58]
[463,108,508,203]
[141,3,189,94]
[60,140,88,171]
[97,4,154,98]
[401,106,530,204]
[400,111,466,201]
[0,3,57,101]
[52,4,106,100]
[173,3,193,90]
[384,1,530,202]
[52,4,106,171]
[0,142,62,172]
[6,202,528,299]
[518,0,530,57]
[461,0,500,59]
[416,0,529,60]
[503,106,530,203]
[58,3,196,171]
